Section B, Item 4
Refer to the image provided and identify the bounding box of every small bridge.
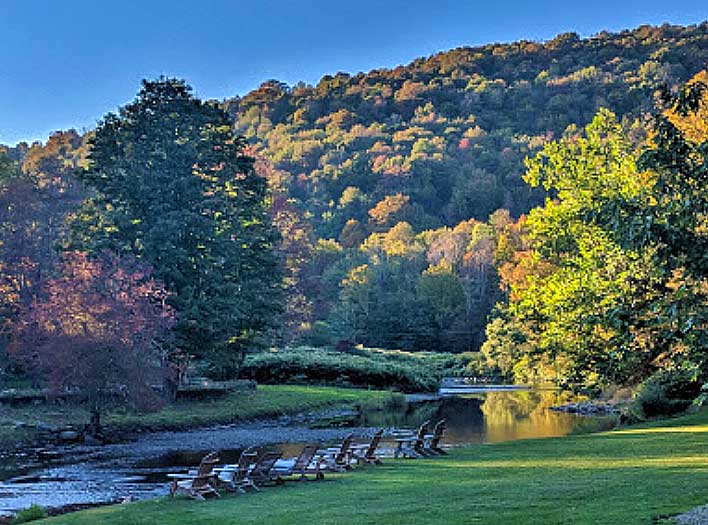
[439,377,529,395]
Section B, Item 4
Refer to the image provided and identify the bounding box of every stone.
[83,434,102,446]
[36,423,58,432]
[59,430,80,442]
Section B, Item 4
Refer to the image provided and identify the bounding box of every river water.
[0,389,612,517]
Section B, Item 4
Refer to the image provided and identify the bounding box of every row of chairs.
[393,419,447,458]
[167,420,446,501]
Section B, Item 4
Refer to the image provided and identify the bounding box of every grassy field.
[29,409,708,525]
[0,385,401,451]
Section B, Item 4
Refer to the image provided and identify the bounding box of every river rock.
[36,423,59,433]
[59,430,80,442]
[549,401,620,415]
[83,434,102,446]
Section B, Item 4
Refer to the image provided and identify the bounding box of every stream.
[0,389,613,517]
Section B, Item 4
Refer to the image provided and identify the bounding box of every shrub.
[13,504,48,524]
[299,321,334,347]
[630,370,703,420]
[239,346,471,392]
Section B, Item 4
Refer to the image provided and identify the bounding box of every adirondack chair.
[424,419,447,455]
[350,429,384,465]
[215,446,261,493]
[247,451,282,487]
[394,421,430,458]
[168,451,220,500]
[272,445,325,481]
[318,433,355,471]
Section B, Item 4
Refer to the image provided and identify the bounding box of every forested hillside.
[2,23,708,359]
[225,23,708,351]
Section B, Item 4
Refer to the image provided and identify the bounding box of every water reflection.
[357,390,610,445]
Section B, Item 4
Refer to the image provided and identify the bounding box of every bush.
[13,504,48,524]
[630,370,703,420]
[239,346,472,392]
[299,321,334,347]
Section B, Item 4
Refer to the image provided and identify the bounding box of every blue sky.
[1,0,706,145]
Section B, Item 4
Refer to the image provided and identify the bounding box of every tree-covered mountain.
[221,22,708,350]
[226,23,708,232]
[2,22,708,359]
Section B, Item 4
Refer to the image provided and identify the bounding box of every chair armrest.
[166,473,196,479]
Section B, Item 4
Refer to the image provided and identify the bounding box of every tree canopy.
[66,78,283,377]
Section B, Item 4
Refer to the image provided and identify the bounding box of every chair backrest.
[430,419,446,447]
[294,445,319,472]
[196,452,220,477]
[218,447,258,484]
[234,447,259,478]
[192,451,219,487]
[239,447,260,468]
[334,434,354,464]
[254,452,282,474]
[413,421,430,449]
[364,429,384,458]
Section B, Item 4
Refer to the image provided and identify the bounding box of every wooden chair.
[247,451,282,487]
[425,419,447,455]
[215,446,260,493]
[350,429,384,465]
[272,445,325,481]
[168,451,220,500]
[394,421,430,458]
[318,433,355,471]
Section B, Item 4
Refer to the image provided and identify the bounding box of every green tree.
[592,77,708,379]
[485,110,654,390]
[66,78,282,377]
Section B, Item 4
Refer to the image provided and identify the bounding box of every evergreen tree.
[67,78,282,377]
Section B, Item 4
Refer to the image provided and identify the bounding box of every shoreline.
[0,385,401,457]
[16,407,708,525]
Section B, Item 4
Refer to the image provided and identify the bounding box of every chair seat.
[273,458,297,470]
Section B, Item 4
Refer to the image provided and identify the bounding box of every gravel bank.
[0,412,380,516]
[677,505,708,524]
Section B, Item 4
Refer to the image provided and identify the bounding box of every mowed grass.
[0,385,400,450]
[35,410,708,525]
[105,385,401,430]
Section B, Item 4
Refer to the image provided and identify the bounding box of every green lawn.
[31,409,708,525]
[0,385,400,451]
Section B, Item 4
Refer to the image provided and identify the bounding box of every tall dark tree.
[66,78,282,377]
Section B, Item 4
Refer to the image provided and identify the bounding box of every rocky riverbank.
[0,385,400,456]
[549,401,621,416]
[0,408,382,518]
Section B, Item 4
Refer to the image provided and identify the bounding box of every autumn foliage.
[10,252,174,422]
